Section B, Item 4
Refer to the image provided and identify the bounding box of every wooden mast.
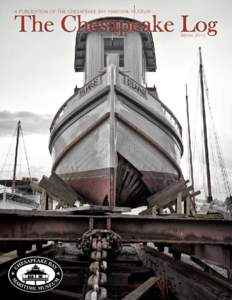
[185,84,195,200]
[12,120,21,193]
[199,47,213,203]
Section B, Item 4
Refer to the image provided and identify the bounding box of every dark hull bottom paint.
[59,168,178,207]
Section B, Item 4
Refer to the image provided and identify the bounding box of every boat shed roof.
[74,17,157,72]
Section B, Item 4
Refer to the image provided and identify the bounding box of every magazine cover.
[0,1,232,299]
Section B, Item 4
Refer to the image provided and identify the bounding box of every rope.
[0,127,17,179]
[190,68,202,197]
[203,70,232,197]
[185,50,231,200]
[208,128,220,197]
[20,126,32,180]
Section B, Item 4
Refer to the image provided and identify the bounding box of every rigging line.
[183,124,191,181]
[203,72,232,196]
[201,65,221,197]
[193,72,200,151]
[184,49,199,161]
[192,70,200,160]
[199,48,213,203]
[191,60,209,200]
[201,122,207,198]
[206,113,217,195]
[192,73,203,196]
[209,103,231,196]
[184,49,200,184]
[0,126,17,177]
[199,77,207,198]
[209,129,220,197]
[211,126,224,198]
[18,140,23,179]
[187,134,192,182]
[20,126,32,180]
[185,85,195,197]
[214,148,222,197]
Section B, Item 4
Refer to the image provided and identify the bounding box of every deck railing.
[50,69,182,137]
[150,93,182,137]
[119,70,182,136]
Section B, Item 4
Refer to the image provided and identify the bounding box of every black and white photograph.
[0,1,232,299]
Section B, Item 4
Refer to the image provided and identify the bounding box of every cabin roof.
[74,17,157,72]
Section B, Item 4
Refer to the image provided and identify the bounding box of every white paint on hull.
[51,66,182,179]
[51,97,109,161]
[55,120,110,174]
[116,98,181,163]
[117,122,178,175]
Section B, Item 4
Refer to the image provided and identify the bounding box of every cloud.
[0,111,52,136]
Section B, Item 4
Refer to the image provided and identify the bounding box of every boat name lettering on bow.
[79,76,101,97]
[123,76,147,98]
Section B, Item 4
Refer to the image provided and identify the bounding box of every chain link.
[82,230,121,300]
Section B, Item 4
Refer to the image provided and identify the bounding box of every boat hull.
[59,169,178,207]
[49,68,183,207]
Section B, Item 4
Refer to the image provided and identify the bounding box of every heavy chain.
[81,230,121,300]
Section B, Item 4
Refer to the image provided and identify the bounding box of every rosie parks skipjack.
[14,15,219,36]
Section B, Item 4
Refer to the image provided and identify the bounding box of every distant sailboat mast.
[185,84,195,201]
[199,47,213,203]
[12,120,21,193]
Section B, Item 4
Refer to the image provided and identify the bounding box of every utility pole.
[199,47,213,203]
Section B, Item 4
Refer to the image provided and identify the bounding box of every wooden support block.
[176,192,183,214]
[148,181,190,209]
[140,186,198,216]
[30,181,43,193]
[39,173,84,207]
[139,207,151,215]
[151,206,158,216]
[185,196,191,216]
[188,190,201,216]
[40,190,47,210]
[168,205,175,214]
[48,197,53,210]
[40,190,53,210]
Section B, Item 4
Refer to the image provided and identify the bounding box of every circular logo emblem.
[8,256,63,293]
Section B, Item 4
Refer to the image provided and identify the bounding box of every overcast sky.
[0,0,231,200]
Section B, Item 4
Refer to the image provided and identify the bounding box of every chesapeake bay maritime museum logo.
[8,256,63,293]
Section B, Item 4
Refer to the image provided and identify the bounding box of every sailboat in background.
[199,47,213,204]
[187,47,232,213]
[0,120,40,209]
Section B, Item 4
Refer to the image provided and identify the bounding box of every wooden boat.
[49,17,183,207]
